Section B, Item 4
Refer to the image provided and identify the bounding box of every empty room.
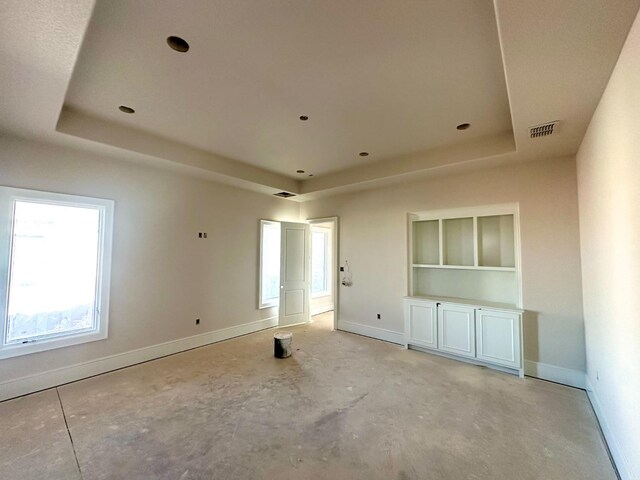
[1,1,639,479]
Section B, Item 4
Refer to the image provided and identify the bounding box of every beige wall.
[0,135,299,383]
[301,157,585,373]
[576,8,640,478]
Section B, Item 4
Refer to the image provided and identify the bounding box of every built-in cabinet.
[405,204,524,377]
[404,297,523,376]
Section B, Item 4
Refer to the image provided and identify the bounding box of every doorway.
[259,217,338,329]
[308,217,338,330]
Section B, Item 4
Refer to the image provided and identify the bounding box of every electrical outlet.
[340,266,344,272]
[203,233,207,238]
[198,232,202,238]
[195,318,200,325]
[377,313,381,319]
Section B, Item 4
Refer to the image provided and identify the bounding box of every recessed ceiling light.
[167,36,189,53]
[118,105,135,114]
[296,169,305,174]
[299,115,309,121]
[359,152,369,157]
[456,123,470,130]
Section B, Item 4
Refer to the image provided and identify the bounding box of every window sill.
[0,329,107,360]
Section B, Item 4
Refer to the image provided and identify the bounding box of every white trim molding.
[338,320,404,345]
[524,360,586,389]
[0,316,277,402]
[585,378,635,480]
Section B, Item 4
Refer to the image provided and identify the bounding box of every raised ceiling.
[63,0,512,178]
[1,0,639,200]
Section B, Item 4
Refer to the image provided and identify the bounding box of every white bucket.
[274,331,293,358]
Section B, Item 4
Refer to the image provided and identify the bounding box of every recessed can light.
[457,123,470,130]
[167,36,190,52]
[296,169,305,174]
[299,115,309,121]
[119,105,135,114]
[359,151,369,157]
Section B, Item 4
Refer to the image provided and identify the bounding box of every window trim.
[311,226,331,299]
[258,220,280,309]
[0,186,114,359]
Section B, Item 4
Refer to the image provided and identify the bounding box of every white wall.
[576,8,640,479]
[301,157,586,380]
[0,135,299,391]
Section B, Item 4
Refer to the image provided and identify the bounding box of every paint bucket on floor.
[274,332,293,359]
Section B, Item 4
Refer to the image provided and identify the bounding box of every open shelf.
[413,267,518,306]
[443,217,474,266]
[408,205,521,307]
[412,220,439,265]
[413,264,515,272]
[477,214,515,268]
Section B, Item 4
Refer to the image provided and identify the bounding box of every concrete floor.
[0,312,615,480]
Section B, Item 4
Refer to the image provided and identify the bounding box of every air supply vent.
[273,192,296,198]
[530,121,559,138]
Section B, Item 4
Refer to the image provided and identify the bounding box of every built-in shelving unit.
[405,204,523,377]
[408,204,522,307]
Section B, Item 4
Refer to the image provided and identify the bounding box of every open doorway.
[308,217,338,330]
[258,218,338,329]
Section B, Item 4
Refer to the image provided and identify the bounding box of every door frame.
[307,216,339,331]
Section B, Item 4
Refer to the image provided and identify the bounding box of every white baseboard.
[0,317,278,402]
[338,320,404,345]
[585,378,635,480]
[524,360,586,389]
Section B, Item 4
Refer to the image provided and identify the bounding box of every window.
[259,220,280,308]
[0,187,114,359]
[311,227,330,298]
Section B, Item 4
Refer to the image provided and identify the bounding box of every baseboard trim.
[0,317,278,402]
[585,378,634,480]
[337,320,404,345]
[524,360,586,389]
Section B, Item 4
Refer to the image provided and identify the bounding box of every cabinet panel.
[405,301,437,349]
[476,309,521,368]
[437,304,475,357]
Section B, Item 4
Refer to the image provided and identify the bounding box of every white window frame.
[0,186,114,359]
[311,226,331,298]
[259,220,280,309]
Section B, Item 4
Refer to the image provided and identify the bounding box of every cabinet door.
[405,300,437,349]
[476,309,521,368]
[437,304,475,358]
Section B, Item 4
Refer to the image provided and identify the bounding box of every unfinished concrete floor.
[1,312,615,480]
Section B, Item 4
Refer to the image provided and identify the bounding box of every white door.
[476,309,521,368]
[405,299,437,349]
[279,222,310,326]
[437,303,476,358]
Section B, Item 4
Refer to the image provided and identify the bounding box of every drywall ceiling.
[62,0,512,179]
[1,0,639,200]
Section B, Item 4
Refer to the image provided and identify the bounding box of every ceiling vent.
[530,121,559,138]
[273,192,296,198]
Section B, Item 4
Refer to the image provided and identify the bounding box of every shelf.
[442,217,474,266]
[477,214,515,268]
[412,220,439,265]
[412,264,515,272]
[409,204,520,307]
